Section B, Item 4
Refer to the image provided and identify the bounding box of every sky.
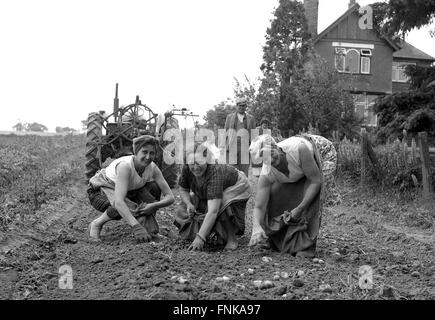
[0,0,434,132]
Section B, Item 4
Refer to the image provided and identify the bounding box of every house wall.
[314,10,394,94]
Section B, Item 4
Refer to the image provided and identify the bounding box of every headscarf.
[185,140,220,165]
[132,135,158,155]
[249,134,277,164]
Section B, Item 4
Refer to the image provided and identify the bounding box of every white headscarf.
[249,134,277,164]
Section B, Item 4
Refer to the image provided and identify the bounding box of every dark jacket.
[221,112,256,151]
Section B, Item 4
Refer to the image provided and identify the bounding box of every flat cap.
[235,97,248,105]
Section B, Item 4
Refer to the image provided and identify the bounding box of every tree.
[56,126,77,134]
[258,0,312,135]
[13,122,25,132]
[372,0,435,38]
[81,120,88,131]
[374,64,435,142]
[203,99,235,129]
[233,75,266,124]
[25,122,48,132]
[257,0,360,138]
[291,57,361,138]
[370,1,435,142]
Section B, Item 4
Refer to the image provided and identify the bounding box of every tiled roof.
[394,40,435,61]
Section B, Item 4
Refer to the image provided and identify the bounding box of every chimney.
[349,0,356,8]
[304,0,319,37]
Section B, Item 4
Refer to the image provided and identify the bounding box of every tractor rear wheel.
[85,112,104,180]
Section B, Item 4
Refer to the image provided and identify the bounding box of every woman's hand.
[248,230,268,246]
[186,203,196,217]
[283,207,304,224]
[131,224,152,243]
[250,175,271,247]
[188,235,205,251]
[132,202,156,216]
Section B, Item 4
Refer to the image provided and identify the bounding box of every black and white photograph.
[0,0,434,309]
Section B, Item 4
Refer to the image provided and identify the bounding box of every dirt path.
[1,165,434,300]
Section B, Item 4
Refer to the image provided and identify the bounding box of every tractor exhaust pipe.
[114,83,119,122]
[135,95,141,105]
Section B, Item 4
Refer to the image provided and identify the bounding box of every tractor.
[85,83,192,188]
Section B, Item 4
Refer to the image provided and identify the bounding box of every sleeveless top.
[261,136,314,183]
[104,155,157,191]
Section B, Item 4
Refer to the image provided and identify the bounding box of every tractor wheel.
[85,112,104,180]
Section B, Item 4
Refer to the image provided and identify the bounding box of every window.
[352,93,378,126]
[361,56,371,74]
[360,49,372,56]
[335,47,371,74]
[345,49,360,73]
[335,48,346,72]
[360,49,371,74]
[392,62,415,82]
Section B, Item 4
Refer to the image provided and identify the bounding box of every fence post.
[393,139,401,169]
[411,138,417,165]
[418,132,433,199]
[361,128,367,186]
[366,138,384,184]
[402,130,408,167]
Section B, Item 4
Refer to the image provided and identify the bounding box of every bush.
[337,138,434,196]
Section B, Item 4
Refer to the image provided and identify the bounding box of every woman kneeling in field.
[174,142,252,251]
[249,134,337,258]
[87,135,175,242]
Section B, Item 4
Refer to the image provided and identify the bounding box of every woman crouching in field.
[248,134,337,258]
[87,135,174,242]
[174,142,251,251]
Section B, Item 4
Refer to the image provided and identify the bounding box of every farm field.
[0,134,434,300]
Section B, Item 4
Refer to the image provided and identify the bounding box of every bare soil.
[1,162,434,300]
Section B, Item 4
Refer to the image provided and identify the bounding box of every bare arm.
[188,198,221,251]
[145,166,175,211]
[293,143,322,214]
[114,162,141,227]
[179,188,192,206]
[179,188,196,214]
[248,174,272,246]
[252,175,272,232]
[197,199,221,239]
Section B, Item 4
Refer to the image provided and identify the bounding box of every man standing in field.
[221,97,256,177]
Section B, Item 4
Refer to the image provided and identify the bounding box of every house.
[392,39,435,93]
[304,0,435,126]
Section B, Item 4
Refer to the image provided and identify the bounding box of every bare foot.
[295,249,315,259]
[88,221,102,242]
[224,240,238,251]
